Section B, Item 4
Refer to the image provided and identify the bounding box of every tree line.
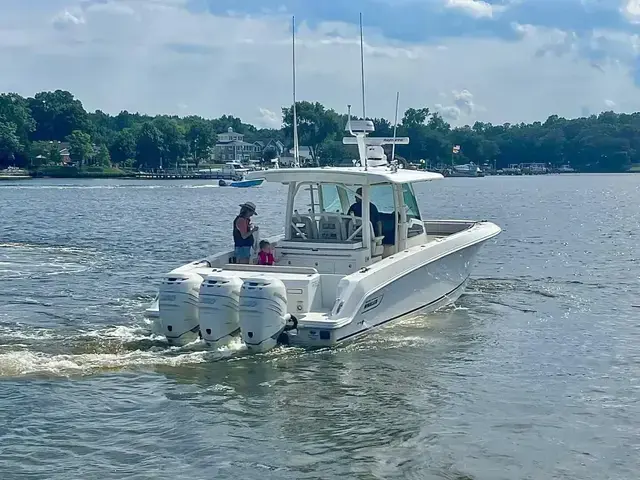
[1,89,639,172]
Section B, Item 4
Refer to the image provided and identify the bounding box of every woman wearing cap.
[233,202,258,264]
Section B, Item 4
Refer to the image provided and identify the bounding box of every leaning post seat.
[318,213,347,241]
[346,215,384,258]
[291,212,318,240]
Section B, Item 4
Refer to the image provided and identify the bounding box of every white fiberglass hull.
[145,221,500,350]
[283,233,487,348]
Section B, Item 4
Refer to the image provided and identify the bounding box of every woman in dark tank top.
[233,201,258,264]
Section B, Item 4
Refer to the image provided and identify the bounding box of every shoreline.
[2,167,638,181]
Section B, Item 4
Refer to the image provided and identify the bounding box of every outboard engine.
[239,277,287,352]
[158,271,203,346]
[198,273,242,348]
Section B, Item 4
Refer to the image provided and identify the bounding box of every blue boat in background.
[219,178,264,188]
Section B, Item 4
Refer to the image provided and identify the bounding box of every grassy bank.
[32,166,135,178]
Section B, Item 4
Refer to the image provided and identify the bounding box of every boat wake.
[0,275,558,379]
[0,301,462,378]
[0,323,246,378]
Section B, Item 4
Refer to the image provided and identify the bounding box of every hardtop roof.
[246,166,443,185]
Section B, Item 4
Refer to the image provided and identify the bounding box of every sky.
[1,0,639,128]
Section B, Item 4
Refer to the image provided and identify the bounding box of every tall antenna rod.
[391,91,400,170]
[359,12,366,120]
[292,15,300,168]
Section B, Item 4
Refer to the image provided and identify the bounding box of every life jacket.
[233,215,254,247]
[257,251,274,265]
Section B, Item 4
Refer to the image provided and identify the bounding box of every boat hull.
[218,178,264,187]
[0,175,32,180]
[231,178,264,188]
[285,239,485,348]
[145,223,499,350]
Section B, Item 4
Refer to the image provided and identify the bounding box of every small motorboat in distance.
[145,118,502,351]
[218,177,264,188]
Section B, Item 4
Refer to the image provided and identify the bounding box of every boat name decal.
[362,295,383,313]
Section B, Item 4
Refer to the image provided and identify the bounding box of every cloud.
[604,99,616,108]
[452,89,476,115]
[51,9,85,30]
[0,0,639,130]
[257,108,281,129]
[621,0,640,23]
[86,1,136,16]
[434,89,479,121]
[444,0,500,19]
[519,22,639,76]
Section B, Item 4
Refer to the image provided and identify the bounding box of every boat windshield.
[290,182,403,245]
[402,184,421,220]
[353,184,394,214]
[320,184,342,213]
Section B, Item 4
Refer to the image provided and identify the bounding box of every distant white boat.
[447,163,484,177]
[196,162,250,180]
[0,167,31,180]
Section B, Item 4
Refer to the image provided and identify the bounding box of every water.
[0,175,638,479]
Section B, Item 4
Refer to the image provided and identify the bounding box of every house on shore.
[255,139,286,159]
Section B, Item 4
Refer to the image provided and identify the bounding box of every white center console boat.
[144,118,502,352]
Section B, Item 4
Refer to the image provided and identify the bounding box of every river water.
[0,175,638,479]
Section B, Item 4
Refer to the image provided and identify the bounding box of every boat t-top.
[144,116,501,352]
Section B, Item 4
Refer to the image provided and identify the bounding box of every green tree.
[136,123,164,169]
[536,129,565,166]
[427,112,450,134]
[153,116,187,167]
[401,107,430,129]
[0,122,21,167]
[281,101,343,165]
[418,129,450,165]
[28,90,89,141]
[109,128,137,166]
[0,94,36,167]
[89,110,117,146]
[262,146,278,163]
[48,143,62,165]
[1,87,637,174]
[67,130,93,168]
[28,141,54,168]
[0,93,35,149]
[372,118,394,137]
[184,118,215,168]
[95,144,111,167]
[317,140,350,166]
